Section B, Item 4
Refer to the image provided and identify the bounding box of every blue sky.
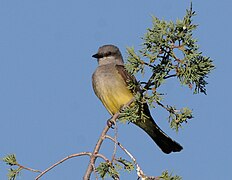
[0,0,230,179]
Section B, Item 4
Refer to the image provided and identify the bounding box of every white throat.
[98,56,124,66]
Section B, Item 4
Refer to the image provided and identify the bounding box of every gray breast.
[92,64,124,98]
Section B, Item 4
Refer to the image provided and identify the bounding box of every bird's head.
[92,45,124,65]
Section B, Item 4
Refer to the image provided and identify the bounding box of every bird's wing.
[115,64,139,93]
[115,65,183,153]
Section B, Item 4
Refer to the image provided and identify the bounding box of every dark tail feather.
[134,105,183,154]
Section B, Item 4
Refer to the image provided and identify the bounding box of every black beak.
[92,53,103,59]
[92,53,100,58]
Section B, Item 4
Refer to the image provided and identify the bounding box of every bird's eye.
[106,52,112,56]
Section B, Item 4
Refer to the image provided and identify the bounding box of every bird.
[92,44,183,154]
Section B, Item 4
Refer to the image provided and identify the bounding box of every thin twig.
[142,73,156,93]
[16,163,42,173]
[140,60,155,68]
[105,135,146,179]
[163,74,177,79]
[95,153,110,162]
[111,122,118,163]
[91,162,98,180]
[83,98,134,180]
[83,112,121,179]
[35,152,92,180]
[156,101,170,112]
[171,44,184,49]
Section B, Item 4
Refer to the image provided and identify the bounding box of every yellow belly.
[92,64,134,115]
[101,87,134,115]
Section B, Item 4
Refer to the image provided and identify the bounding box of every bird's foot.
[107,118,115,129]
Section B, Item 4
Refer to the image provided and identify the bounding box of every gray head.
[92,45,124,66]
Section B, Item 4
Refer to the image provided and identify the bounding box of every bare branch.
[83,98,134,179]
[140,60,155,68]
[83,113,120,179]
[163,74,177,79]
[95,153,110,162]
[16,163,42,173]
[35,152,92,180]
[105,135,147,179]
[91,162,98,180]
[142,73,156,92]
[111,122,118,162]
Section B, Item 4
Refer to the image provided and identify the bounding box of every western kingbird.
[92,44,183,154]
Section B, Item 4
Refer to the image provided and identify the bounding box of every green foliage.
[118,99,141,124]
[3,154,17,166]
[96,162,119,179]
[127,47,145,75]
[125,4,214,130]
[3,154,22,180]
[119,92,149,124]
[115,157,134,172]
[158,170,182,180]
[6,168,22,180]
[96,158,134,179]
[168,107,193,131]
